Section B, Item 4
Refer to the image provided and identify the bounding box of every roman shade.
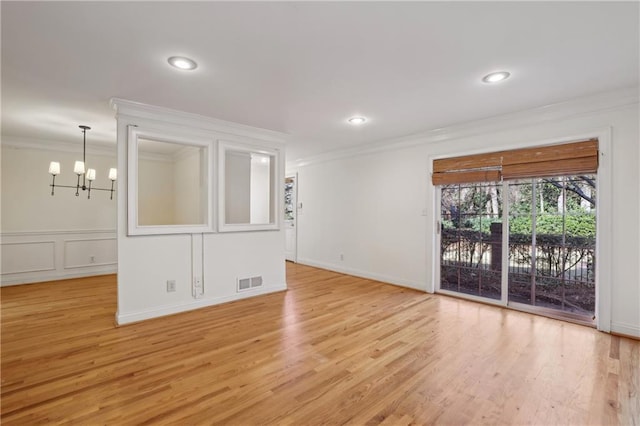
[432,139,598,185]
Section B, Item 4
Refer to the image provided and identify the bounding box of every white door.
[284,175,297,262]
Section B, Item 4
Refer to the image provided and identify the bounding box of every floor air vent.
[237,276,263,292]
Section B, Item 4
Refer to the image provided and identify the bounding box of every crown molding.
[287,86,639,170]
[110,98,290,146]
[0,136,185,163]
[1,136,116,157]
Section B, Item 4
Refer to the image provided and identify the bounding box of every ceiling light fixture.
[348,116,367,125]
[482,71,511,83]
[168,56,198,70]
[48,125,117,200]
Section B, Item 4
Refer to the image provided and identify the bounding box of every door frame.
[284,173,298,263]
[427,129,612,331]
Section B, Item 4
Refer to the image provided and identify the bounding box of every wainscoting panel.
[64,238,117,269]
[1,241,55,274]
[1,230,117,286]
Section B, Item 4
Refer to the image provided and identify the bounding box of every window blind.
[431,139,598,185]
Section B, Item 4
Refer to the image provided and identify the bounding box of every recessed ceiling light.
[168,56,198,71]
[348,116,367,125]
[482,71,510,83]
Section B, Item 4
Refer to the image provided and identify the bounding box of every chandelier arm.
[50,184,114,192]
[85,187,116,192]
[75,175,81,196]
[50,176,56,196]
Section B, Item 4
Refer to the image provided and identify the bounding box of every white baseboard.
[116,283,288,325]
[611,321,640,338]
[296,257,426,292]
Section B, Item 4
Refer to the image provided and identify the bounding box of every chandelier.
[48,125,117,199]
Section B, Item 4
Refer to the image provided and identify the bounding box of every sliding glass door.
[507,175,596,321]
[438,174,596,323]
[440,182,503,300]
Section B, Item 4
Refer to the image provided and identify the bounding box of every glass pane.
[507,175,596,318]
[440,182,502,300]
[508,179,534,304]
[533,178,565,309]
[284,178,295,221]
[225,151,276,225]
[137,138,207,226]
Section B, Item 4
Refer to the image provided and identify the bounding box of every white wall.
[1,145,117,231]
[113,99,287,324]
[1,144,117,284]
[225,151,251,224]
[289,89,640,337]
[136,149,206,226]
[174,148,205,225]
[250,157,271,224]
[294,148,429,289]
[137,158,175,226]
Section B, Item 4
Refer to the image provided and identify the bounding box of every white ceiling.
[2,2,638,162]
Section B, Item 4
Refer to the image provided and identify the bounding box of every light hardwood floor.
[1,263,638,425]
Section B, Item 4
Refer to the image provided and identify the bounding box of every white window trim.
[217,140,281,232]
[127,125,215,236]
